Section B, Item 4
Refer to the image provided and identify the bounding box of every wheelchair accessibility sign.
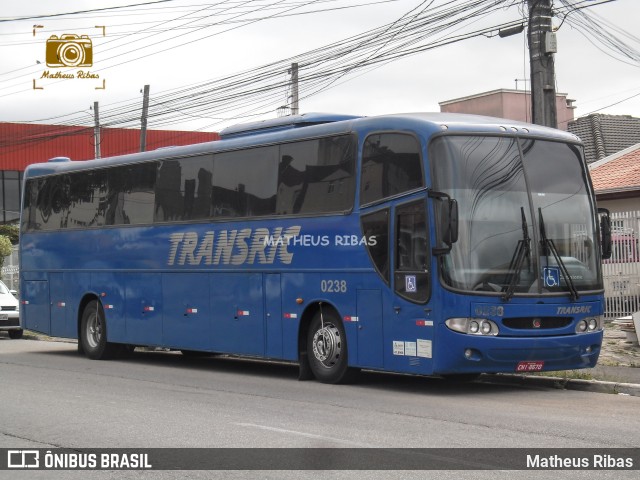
[543,267,561,288]
[405,275,417,293]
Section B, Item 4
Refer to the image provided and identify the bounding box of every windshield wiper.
[538,208,579,301]
[502,207,532,301]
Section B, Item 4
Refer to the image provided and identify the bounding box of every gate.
[1,246,19,292]
[603,210,640,318]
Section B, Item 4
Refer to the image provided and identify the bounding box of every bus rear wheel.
[8,329,23,339]
[307,310,359,384]
[80,300,118,360]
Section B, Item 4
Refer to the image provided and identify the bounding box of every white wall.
[596,197,640,213]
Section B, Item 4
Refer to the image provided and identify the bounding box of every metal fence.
[1,245,19,292]
[603,210,640,319]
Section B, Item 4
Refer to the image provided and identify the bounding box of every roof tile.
[590,145,640,192]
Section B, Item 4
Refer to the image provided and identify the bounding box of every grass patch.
[528,370,594,380]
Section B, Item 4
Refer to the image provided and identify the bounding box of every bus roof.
[24,112,581,178]
[219,112,361,139]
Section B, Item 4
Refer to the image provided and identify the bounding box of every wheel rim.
[311,323,342,368]
[86,310,102,349]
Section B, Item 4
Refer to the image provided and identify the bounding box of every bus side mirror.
[598,208,612,260]
[429,191,459,255]
[441,198,458,247]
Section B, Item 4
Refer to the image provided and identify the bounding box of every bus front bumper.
[434,327,603,375]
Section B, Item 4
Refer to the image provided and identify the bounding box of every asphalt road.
[1,337,639,480]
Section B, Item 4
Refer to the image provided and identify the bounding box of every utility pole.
[93,101,101,159]
[528,0,558,128]
[290,63,299,115]
[140,84,150,152]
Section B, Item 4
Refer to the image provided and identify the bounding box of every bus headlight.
[575,316,603,334]
[445,318,499,336]
[480,320,493,335]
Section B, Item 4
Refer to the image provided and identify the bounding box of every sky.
[0,0,638,133]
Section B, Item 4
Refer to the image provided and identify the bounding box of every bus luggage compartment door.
[264,274,283,358]
[125,274,163,346]
[162,273,211,351]
[22,280,50,335]
[211,273,265,356]
[356,289,384,368]
[49,273,66,337]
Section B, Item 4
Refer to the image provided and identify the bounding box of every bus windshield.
[431,135,602,296]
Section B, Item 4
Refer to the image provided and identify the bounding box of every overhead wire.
[1,0,524,135]
[0,0,407,105]
[3,0,636,148]
[556,0,639,66]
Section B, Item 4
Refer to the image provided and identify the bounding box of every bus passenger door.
[390,199,434,374]
[264,274,283,358]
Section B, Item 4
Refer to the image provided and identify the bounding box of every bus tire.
[8,329,23,339]
[442,373,481,383]
[80,300,118,360]
[307,310,359,384]
[180,350,211,358]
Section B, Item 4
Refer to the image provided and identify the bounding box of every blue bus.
[19,113,612,383]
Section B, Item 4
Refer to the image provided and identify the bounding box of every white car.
[0,280,22,339]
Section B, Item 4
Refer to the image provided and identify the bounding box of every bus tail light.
[445,318,499,336]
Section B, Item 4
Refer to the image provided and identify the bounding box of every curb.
[480,373,640,397]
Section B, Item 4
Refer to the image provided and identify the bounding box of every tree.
[0,224,19,245]
[0,235,12,275]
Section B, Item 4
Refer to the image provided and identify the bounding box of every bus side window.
[212,146,278,218]
[394,201,430,303]
[360,133,423,206]
[277,136,355,215]
[155,155,214,222]
[361,209,389,284]
[107,163,156,225]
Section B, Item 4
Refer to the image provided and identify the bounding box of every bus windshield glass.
[431,135,602,295]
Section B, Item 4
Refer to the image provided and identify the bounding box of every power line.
[0,0,178,23]
[2,0,635,148]
[2,0,516,136]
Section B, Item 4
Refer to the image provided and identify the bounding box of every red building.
[0,123,219,223]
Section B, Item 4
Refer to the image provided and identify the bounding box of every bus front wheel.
[307,310,359,384]
[80,300,118,360]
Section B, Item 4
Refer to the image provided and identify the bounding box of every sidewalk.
[481,321,640,395]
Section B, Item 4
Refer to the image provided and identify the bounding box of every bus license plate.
[516,361,544,372]
[0,314,8,321]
